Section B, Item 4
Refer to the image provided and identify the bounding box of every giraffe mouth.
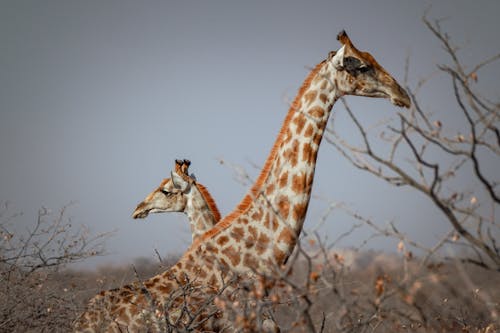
[132,208,150,219]
[389,85,411,108]
[392,97,411,108]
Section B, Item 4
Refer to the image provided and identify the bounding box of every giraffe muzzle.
[392,96,411,108]
[132,204,150,219]
[390,85,411,108]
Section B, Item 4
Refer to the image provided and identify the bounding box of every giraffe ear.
[332,45,345,70]
[171,171,189,192]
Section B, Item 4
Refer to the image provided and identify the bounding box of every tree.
[327,14,499,271]
[0,202,110,331]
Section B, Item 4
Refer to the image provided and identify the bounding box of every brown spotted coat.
[74,31,410,332]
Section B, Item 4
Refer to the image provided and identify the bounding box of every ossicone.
[175,159,191,167]
[337,30,352,46]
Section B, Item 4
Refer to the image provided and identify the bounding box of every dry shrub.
[0,203,109,332]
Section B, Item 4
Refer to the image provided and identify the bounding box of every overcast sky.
[1,0,499,269]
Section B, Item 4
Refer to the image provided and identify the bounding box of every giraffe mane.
[191,59,327,248]
[195,182,222,222]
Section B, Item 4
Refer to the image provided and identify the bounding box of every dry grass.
[3,249,496,332]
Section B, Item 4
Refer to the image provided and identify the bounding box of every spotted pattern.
[74,31,410,332]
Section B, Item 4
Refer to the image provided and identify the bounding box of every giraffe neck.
[198,59,340,269]
[74,60,341,332]
[185,183,220,240]
[254,61,337,231]
[246,60,338,258]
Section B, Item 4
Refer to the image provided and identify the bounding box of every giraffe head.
[132,159,194,219]
[328,30,410,108]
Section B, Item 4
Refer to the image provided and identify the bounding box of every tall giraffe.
[132,159,221,242]
[74,31,410,332]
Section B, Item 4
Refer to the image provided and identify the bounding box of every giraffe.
[132,159,221,242]
[132,159,280,331]
[74,31,410,332]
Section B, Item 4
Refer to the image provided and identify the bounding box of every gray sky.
[1,0,499,269]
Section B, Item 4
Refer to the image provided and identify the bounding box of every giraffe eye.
[161,190,172,196]
[343,56,363,72]
[358,65,372,74]
[343,56,373,75]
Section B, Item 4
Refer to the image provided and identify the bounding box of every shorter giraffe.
[73,160,225,332]
[132,159,280,331]
[132,159,221,242]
